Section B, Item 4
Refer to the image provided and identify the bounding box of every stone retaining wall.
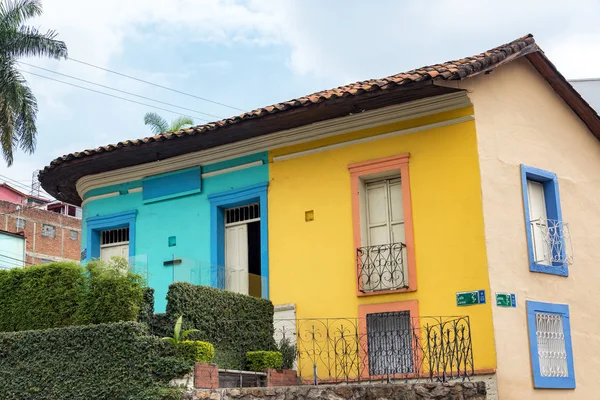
[194,382,487,399]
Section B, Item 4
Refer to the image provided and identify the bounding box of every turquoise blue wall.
[81,152,269,312]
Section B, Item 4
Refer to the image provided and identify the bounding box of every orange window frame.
[348,153,416,296]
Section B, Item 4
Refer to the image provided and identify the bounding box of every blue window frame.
[526,301,575,389]
[521,164,567,276]
[85,210,137,261]
[207,182,269,299]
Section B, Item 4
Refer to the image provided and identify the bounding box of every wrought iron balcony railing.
[357,242,407,293]
[530,218,573,265]
[273,315,474,384]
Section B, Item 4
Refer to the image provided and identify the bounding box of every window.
[69,230,78,241]
[521,165,571,276]
[349,154,416,295]
[526,301,575,389]
[100,227,130,261]
[367,311,414,375]
[358,300,419,379]
[41,224,55,238]
[15,218,25,230]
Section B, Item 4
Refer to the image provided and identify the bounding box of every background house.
[0,230,25,269]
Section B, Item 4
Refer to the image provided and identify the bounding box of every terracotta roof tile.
[41,34,540,173]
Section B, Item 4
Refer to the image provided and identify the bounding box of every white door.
[100,243,129,261]
[527,180,552,265]
[225,224,249,295]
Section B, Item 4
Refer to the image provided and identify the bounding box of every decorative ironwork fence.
[538,218,573,265]
[357,242,407,293]
[274,315,474,384]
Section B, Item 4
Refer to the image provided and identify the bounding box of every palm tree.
[144,112,193,135]
[0,0,67,165]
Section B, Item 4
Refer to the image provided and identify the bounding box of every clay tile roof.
[39,34,600,205]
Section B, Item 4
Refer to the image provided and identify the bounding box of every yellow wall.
[268,107,496,371]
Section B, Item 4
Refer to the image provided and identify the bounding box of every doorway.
[99,227,129,261]
[224,203,261,297]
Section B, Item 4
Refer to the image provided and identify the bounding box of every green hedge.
[165,282,275,369]
[176,340,215,363]
[246,351,283,371]
[0,321,192,399]
[0,259,145,333]
[0,262,84,332]
[139,287,155,326]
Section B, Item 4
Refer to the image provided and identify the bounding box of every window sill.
[530,263,569,277]
[357,286,416,297]
[534,375,576,389]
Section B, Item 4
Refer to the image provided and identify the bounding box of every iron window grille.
[535,312,569,378]
[101,227,129,246]
[367,311,414,375]
[15,218,25,230]
[530,218,573,265]
[357,242,407,293]
[41,224,55,238]
[225,203,260,225]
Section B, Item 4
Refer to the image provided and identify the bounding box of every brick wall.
[0,200,81,266]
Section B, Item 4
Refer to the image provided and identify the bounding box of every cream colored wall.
[441,58,600,399]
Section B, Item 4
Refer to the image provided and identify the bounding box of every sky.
[1,0,599,199]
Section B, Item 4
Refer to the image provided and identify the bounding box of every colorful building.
[39,35,600,399]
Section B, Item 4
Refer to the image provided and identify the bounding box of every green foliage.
[277,337,297,370]
[144,112,193,135]
[162,315,198,346]
[0,321,193,399]
[0,262,84,332]
[0,259,146,333]
[76,257,145,325]
[176,340,215,363]
[165,282,276,370]
[150,313,173,338]
[246,351,283,372]
[0,0,68,165]
[139,287,155,326]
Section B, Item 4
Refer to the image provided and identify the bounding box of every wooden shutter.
[527,180,551,265]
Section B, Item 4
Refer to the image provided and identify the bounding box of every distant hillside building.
[0,183,81,266]
[0,229,25,269]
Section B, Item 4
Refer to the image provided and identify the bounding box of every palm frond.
[169,116,193,132]
[2,26,67,59]
[15,79,36,153]
[144,112,169,135]
[0,0,42,29]
[181,329,199,341]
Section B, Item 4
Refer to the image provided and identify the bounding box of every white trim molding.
[201,161,263,178]
[81,191,119,207]
[76,92,472,198]
[273,116,474,162]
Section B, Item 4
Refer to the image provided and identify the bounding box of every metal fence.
[274,315,474,384]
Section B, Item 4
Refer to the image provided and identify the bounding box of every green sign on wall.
[456,290,486,307]
[495,293,516,308]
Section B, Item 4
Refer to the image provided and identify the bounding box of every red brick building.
[0,200,81,266]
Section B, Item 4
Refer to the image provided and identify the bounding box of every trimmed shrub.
[0,262,84,332]
[150,313,173,338]
[166,282,276,370]
[139,287,155,326]
[76,258,145,325]
[246,351,283,371]
[176,340,215,363]
[277,337,297,370]
[0,321,192,399]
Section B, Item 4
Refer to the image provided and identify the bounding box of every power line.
[0,253,31,266]
[0,174,52,201]
[18,61,224,120]
[67,57,245,112]
[20,70,211,122]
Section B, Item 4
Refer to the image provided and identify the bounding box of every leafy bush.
[0,262,84,332]
[165,282,275,370]
[176,340,215,363]
[76,257,145,325]
[0,322,192,399]
[277,337,297,370]
[139,287,155,326]
[246,351,283,371]
[150,313,172,338]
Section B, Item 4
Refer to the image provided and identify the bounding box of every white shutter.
[527,180,552,265]
[225,224,249,295]
[363,178,408,291]
[100,244,129,261]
